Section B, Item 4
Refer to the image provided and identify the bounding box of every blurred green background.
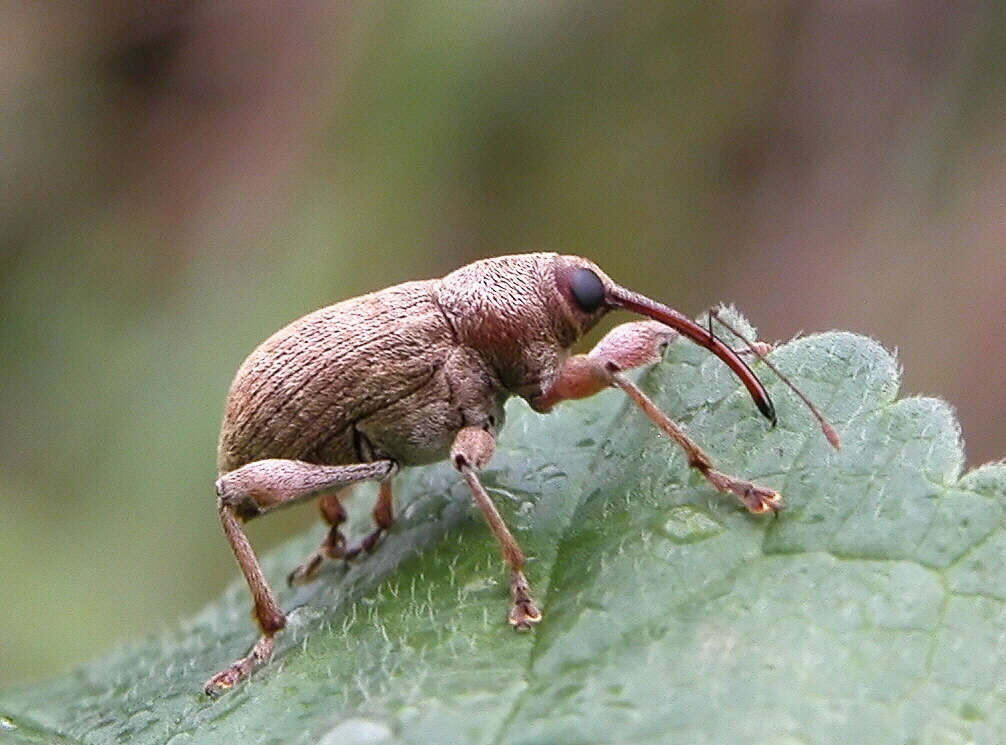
[2,2,1003,688]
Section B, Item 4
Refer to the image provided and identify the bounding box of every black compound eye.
[569,267,605,312]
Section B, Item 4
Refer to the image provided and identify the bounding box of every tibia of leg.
[216,459,395,519]
[532,321,677,412]
[207,500,285,695]
[451,427,541,629]
[344,476,394,559]
[611,371,783,514]
[343,480,395,560]
[218,498,287,632]
[204,633,275,696]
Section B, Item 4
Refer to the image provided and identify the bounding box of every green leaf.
[2,319,1003,745]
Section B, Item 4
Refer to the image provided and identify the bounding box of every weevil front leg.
[533,320,782,514]
[451,426,541,630]
[205,458,396,695]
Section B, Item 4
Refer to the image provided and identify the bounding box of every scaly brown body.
[218,279,504,473]
[204,252,788,695]
[219,254,597,474]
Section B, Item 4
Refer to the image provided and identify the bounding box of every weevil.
[204,252,811,694]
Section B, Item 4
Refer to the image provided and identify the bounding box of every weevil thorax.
[434,253,612,401]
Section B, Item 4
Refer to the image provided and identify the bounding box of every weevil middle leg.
[286,492,348,586]
[288,479,396,585]
[451,425,542,630]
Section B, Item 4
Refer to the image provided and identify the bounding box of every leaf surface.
[2,318,1003,745]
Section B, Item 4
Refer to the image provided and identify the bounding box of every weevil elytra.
[204,252,801,694]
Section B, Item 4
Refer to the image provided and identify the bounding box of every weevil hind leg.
[204,497,286,696]
[205,457,397,695]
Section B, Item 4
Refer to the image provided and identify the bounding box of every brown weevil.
[204,252,829,694]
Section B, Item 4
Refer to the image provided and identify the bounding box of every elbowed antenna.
[605,285,777,425]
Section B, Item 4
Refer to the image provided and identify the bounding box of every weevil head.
[435,253,615,400]
[436,252,776,422]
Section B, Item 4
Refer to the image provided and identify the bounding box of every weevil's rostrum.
[205,252,791,694]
